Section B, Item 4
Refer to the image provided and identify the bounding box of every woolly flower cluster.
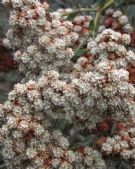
[101,118,135,161]
[3,0,79,80]
[73,29,135,77]
[0,70,106,168]
[0,75,75,168]
[73,29,135,123]
[98,9,133,34]
[2,126,75,169]
[74,147,106,169]
[57,8,93,44]
[87,29,135,68]
[1,70,105,131]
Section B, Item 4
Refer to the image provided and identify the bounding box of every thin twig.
[62,7,98,16]
[73,0,115,60]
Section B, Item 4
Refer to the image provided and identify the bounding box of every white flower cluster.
[2,43,135,129]
[101,118,135,161]
[88,29,133,67]
[1,70,106,131]
[72,29,135,123]
[0,69,104,168]
[57,8,92,39]
[1,78,76,168]
[73,29,134,77]
[2,127,75,169]
[2,0,79,80]
[75,147,106,169]
[1,70,107,167]
[98,9,133,34]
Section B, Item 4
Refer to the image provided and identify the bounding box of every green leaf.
[66,12,78,21]
[99,0,107,9]
[89,19,94,31]
[75,49,87,57]
[110,122,116,136]
[72,49,87,62]
[100,0,114,11]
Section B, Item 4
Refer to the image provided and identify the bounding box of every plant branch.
[100,0,115,11]
[73,0,115,61]
[94,0,115,31]
[62,7,98,16]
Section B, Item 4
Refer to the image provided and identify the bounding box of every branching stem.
[73,0,115,60]
[62,7,98,16]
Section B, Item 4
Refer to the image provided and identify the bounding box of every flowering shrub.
[1,0,135,168]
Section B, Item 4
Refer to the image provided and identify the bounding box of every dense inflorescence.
[1,0,135,168]
[74,147,106,169]
[57,8,92,47]
[0,75,76,169]
[2,127,75,169]
[3,0,79,80]
[73,29,135,124]
[101,118,135,161]
[99,9,133,34]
